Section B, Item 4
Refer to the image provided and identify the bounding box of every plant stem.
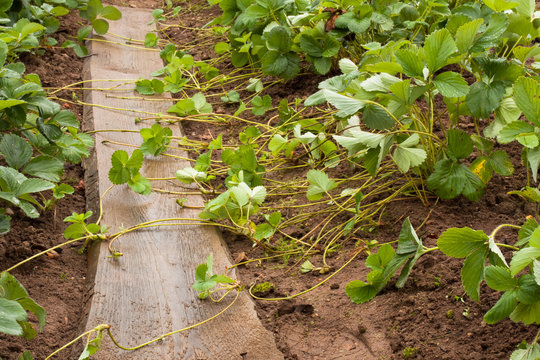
[44,324,110,359]
[107,291,240,350]
[249,248,365,301]
[489,223,521,239]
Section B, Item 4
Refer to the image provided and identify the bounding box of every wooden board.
[81,8,283,359]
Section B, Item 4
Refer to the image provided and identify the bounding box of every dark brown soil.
[1,2,538,360]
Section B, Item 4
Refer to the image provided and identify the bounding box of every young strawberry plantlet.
[139,123,172,156]
[176,151,216,193]
[108,149,152,195]
[193,253,238,300]
[63,211,108,253]
[200,182,267,239]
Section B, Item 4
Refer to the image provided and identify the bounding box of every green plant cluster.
[307,3,539,201]
[0,0,110,234]
[0,0,120,357]
[211,0,539,78]
[346,216,540,358]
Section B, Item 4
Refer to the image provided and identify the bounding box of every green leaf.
[427,159,485,201]
[510,342,540,360]
[23,156,64,182]
[513,76,540,127]
[471,13,508,53]
[322,89,365,117]
[509,301,540,324]
[509,187,540,204]
[529,226,540,248]
[127,173,151,195]
[64,223,86,239]
[339,58,358,74]
[192,92,212,113]
[424,29,456,74]
[393,134,427,172]
[0,39,7,67]
[246,78,263,93]
[483,0,518,12]
[365,244,395,272]
[0,134,32,169]
[126,149,143,171]
[52,110,79,128]
[18,297,45,332]
[144,33,158,48]
[299,34,323,57]
[518,218,539,246]
[17,178,55,196]
[466,81,506,119]
[253,223,275,240]
[261,51,299,79]
[534,259,540,286]
[0,100,26,111]
[498,121,537,148]
[212,274,235,284]
[461,246,488,301]
[78,328,105,360]
[36,119,62,143]
[455,19,484,54]
[101,5,122,20]
[108,150,130,184]
[140,123,171,156]
[510,247,540,276]
[395,48,424,78]
[484,290,518,324]
[306,169,336,201]
[433,72,469,98]
[0,297,26,336]
[485,266,518,291]
[362,103,395,130]
[516,275,540,304]
[345,280,378,304]
[447,129,473,160]
[437,227,488,258]
[526,147,540,182]
[313,57,331,75]
[175,167,207,184]
[17,351,34,360]
[91,19,109,35]
[0,214,10,235]
[251,95,272,116]
[487,150,514,176]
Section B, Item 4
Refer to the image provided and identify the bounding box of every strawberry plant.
[193,253,237,300]
[0,272,45,340]
[306,12,540,201]
[346,216,540,359]
[108,149,152,195]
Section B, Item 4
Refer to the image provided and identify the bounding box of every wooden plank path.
[82,7,283,359]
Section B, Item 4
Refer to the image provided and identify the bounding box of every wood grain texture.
[81,8,283,359]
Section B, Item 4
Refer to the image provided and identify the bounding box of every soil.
[0,1,538,360]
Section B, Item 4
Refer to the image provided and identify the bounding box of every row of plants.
[61,0,540,356]
[210,0,539,79]
[0,0,122,358]
[174,0,540,357]
[1,0,539,358]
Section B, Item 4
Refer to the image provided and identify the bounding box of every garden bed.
[0,0,539,359]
